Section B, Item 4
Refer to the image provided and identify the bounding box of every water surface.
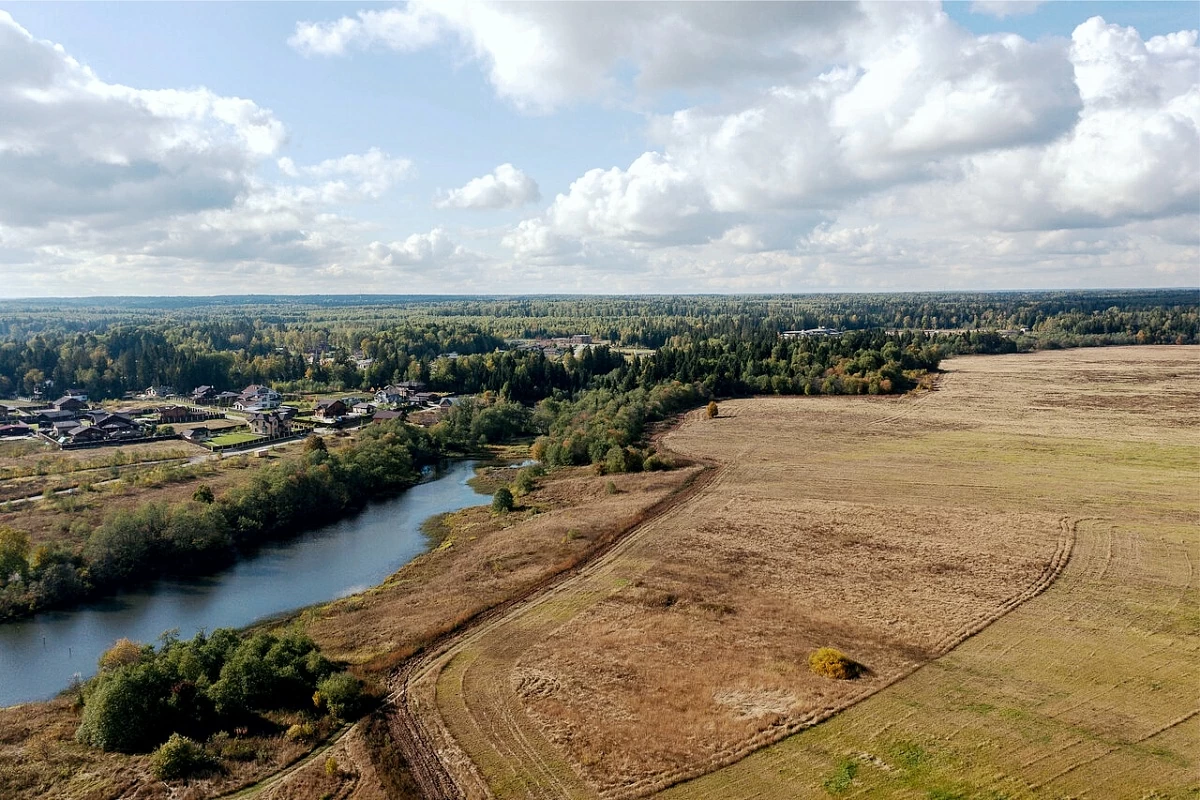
[0,460,484,706]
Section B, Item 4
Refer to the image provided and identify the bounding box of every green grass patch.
[822,758,858,794]
[210,432,263,447]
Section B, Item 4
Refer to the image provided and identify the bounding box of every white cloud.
[289,1,863,112]
[971,2,1046,20]
[289,5,443,57]
[0,11,285,229]
[296,148,414,199]
[366,227,481,266]
[436,163,540,209]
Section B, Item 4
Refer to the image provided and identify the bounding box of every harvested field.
[401,346,1199,798]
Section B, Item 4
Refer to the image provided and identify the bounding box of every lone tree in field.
[492,486,514,514]
[192,484,214,504]
[809,647,864,680]
[304,434,327,453]
[706,401,719,419]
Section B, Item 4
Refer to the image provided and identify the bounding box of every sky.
[0,1,1197,297]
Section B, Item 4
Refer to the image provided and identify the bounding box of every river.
[0,459,486,707]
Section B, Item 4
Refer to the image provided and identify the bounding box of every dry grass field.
[401,346,1198,799]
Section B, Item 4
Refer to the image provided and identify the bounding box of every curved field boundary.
[383,461,722,800]
[388,397,1082,800]
[605,518,1078,799]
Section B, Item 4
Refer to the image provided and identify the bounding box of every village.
[0,379,465,453]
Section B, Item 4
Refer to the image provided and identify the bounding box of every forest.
[0,290,1193,400]
[0,290,1194,621]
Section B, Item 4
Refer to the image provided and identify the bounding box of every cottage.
[66,426,108,444]
[374,389,405,406]
[428,396,455,410]
[94,413,138,433]
[0,423,32,437]
[371,410,404,424]
[191,386,217,403]
[158,406,192,424]
[276,406,299,421]
[63,389,89,402]
[52,396,88,413]
[240,385,282,403]
[145,385,177,398]
[51,420,78,436]
[314,399,349,420]
[248,411,291,437]
[36,409,78,425]
[214,391,241,406]
[181,426,211,442]
[351,401,376,415]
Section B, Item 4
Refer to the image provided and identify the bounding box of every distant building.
[181,426,212,442]
[781,327,842,339]
[314,399,349,421]
[66,425,108,444]
[52,396,88,413]
[191,386,217,403]
[351,401,376,415]
[158,406,192,424]
[145,385,176,398]
[0,423,32,438]
[371,410,404,424]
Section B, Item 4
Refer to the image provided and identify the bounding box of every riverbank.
[0,452,699,799]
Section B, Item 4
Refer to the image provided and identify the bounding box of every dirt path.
[383,459,722,799]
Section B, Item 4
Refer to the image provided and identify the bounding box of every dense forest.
[0,290,1193,399]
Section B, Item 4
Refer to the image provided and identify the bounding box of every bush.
[808,647,864,680]
[98,638,144,671]
[316,672,364,720]
[706,401,719,419]
[150,733,215,781]
[192,484,215,504]
[492,486,514,514]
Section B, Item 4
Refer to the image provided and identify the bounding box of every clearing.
[399,345,1199,799]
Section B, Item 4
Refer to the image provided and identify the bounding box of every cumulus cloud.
[366,227,481,266]
[290,1,862,111]
[499,10,1196,290]
[0,11,462,295]
[436,164,540,209]
[0,11,285,229]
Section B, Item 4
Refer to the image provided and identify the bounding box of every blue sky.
[0,2,1196,295]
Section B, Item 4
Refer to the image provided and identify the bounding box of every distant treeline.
[0,291,1193,400]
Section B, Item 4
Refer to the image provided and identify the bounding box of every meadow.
[397,346,1198,798]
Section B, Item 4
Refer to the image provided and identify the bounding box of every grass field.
[401,346,1198,799]
[209,432,264,447]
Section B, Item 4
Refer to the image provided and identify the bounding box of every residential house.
[351,401,376,415]
[240,384,281,403]
[0,423,32,437]
[94,413,138,434]
[63,389,89,402]
[0,404,10,422]
[52,396,88,413]
[410,392,434,406]
[214,391,241,406]
[248,411,291,437]
[145,385,177,398]
[276,406,299,421]
[51,420,78,437]
[191,386,217,403]
[181,426,211,443]
[314,399,349,421]
[66,425,108,444]
[374,389,405,406]
[158,406,192,424]
[371,410,404,424]
[36,409,78,426]
[428,396,455,410]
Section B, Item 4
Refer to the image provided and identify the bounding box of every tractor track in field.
[383,453,723,800]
